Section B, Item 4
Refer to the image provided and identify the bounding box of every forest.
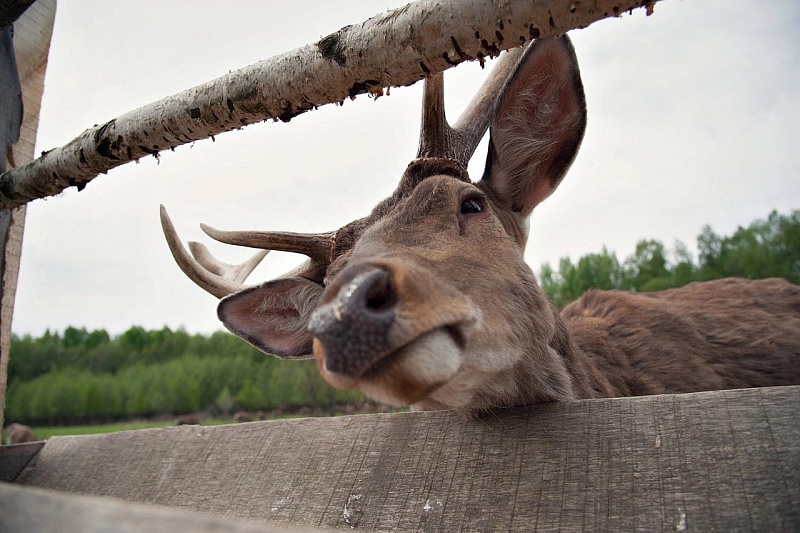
[539,209,799,307]
[6,209,798,425]
[6,327,357,425]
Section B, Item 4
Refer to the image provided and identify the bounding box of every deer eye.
[460,197,484,215]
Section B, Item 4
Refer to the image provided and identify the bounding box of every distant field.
[30,419,238,440]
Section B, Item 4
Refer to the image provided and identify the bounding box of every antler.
[160,205,265,298]
[163,49,525,298]
[417,46,524,167]
[160,205,334,298]
[200,224,334,264]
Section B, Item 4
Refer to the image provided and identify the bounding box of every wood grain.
[0,441,43,482]
[15,387,800,531]
[0,482,345,533]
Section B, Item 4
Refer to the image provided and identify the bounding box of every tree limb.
[0,0,662,210]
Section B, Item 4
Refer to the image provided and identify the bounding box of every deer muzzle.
[308,268,396,381]
[308,261,479,404]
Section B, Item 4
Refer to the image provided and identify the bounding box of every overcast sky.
[11,0,800,337]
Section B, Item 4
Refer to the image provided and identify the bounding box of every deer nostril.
[308,266,397,378]
[364,271,395,312]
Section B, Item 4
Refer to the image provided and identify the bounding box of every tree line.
[6,327,357,425]
[5,209,798,425]
[538,209,799,307]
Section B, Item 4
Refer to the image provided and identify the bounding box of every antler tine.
[450,46,524,165]
[188,241,268,284]
[160,205,261,298]
[417,46,525,168]
[200,224,334,263]
[416,72,454,160]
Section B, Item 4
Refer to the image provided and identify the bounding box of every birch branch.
[0,0,661,210]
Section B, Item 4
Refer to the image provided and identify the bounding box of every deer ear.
[217,277,323,359]
[480,36,587,218]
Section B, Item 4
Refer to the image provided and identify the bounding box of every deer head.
[162,36,587,413]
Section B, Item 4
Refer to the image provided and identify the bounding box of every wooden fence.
[3,387,799,531]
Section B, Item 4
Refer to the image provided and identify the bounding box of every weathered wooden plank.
[0,482,345,533]
[14,387,800,531]
[0,441,43,482]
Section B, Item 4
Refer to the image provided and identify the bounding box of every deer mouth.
[313,325,466,407]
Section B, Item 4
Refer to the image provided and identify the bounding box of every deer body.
[5,423,34,444]
[561,278,800,400]
[162,36,800,415]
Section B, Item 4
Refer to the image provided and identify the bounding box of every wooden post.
[0,0,56,435]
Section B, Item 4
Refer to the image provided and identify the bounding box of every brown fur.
[5,423,34,444]
[175,414,202,426]
[316,169,800,414]
[233,411,254,423]
[561,278,800,398]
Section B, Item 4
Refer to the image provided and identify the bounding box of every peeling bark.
[0,0,663,211]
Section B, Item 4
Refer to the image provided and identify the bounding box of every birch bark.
[0,0,660,211]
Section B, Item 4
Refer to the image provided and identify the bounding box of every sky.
[11,0,800,337]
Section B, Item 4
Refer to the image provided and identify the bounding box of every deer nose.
[308,267,397,378]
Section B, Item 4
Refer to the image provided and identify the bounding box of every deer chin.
[314,328,463,407]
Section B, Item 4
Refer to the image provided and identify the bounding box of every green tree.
[119,325,150,353]
[8,334,53,382]
[85,328,111,350]
[215,387,236,416]
[670,240,697,287]
[539,248,625,307]
[624,239,670,291]
[696,210,800,283]
[62,326,89,349]
[537,209,799,308]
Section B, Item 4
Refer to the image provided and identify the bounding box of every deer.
[175,414,203,426]
[161,36,800,415]
[4,423,34,444]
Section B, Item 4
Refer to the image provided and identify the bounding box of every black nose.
[308,267,397,377]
